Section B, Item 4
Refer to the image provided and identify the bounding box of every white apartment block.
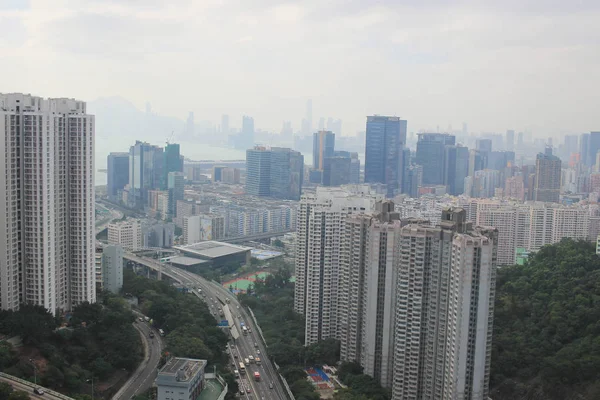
[102,245,123,294]
[0,93,95,312]
[108,219,142,251]
[392,210,497,400]
[294,185,382,345]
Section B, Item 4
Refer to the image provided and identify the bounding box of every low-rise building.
[156,357,207,400]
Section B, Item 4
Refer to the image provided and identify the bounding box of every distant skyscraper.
[245,146,271,197]
[323,156,351,186]
[444,145,469,195]
[364,116,407,197]
[270,147,304,200]
[306,99,313,132]
[242,115,255,149]
[221,114,230,134]
[128,141,164,208]
[0,93,96,312]
[164,143,183,187]
[392,209,497,400]
[167,171,185,217]
[476,138,493,153]
[533,147,562,203]
[107,152,130,201]
[415,133,455,185]
[589,132,600,168]
[517,132,524,146]
[312,130,335,170]
[246,146,303,200]
[468,149,488,176]
[580,133,590,166]
[403,165,423,198]
[506,130,515,151]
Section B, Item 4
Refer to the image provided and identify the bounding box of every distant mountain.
[88,96,185,142]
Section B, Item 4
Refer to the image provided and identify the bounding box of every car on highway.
[138,317,144,322]
[234,353,238,358]
[149,332,155,338]
[269,383,273,389]
[257,350,261,355]
[33,388,45,395]
[246,387,251,394]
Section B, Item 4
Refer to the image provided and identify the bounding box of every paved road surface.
[112,317,163,400]
[154,261,288,400]
[0,376,65,400]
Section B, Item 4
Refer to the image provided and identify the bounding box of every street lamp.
[86,376,95,400]
[29,359,37,385]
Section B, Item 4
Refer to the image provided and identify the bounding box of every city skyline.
[0,1,598,137]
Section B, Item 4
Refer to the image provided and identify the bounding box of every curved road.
[112,317,163,400]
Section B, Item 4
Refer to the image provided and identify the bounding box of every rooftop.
[174,241,252,259]
[158,357,207,383]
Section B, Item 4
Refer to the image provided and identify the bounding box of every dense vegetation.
[122,270,237,398]
[239,264,390,400]
[0,293,142,397]
[491,239,600,400]
[0,383,31,400]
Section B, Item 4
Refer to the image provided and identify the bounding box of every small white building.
[156,358,207,400]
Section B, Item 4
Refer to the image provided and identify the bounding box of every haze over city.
[1,0,599,137]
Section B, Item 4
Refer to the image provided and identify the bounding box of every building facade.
[107,152,130,201]
[392,210,497,400]
[128,141,164,208]
[0,93,95,312]
[102,245,124,294]
[294,186,382,345]
[156,358,206,400]
[183,214,225,244]
[533,147,562,203]
[364,116,407,197]
[416,133,456,186]
[108,220,142,251]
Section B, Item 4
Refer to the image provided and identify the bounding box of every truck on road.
[254,371,260,382]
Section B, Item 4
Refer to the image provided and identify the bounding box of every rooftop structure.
[173,241,252,266]
[156,358,207,400]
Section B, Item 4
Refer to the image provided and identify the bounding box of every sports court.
[306,366,335,396]
[223,271,270,293]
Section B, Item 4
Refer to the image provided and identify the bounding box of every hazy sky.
[0,0,598,137]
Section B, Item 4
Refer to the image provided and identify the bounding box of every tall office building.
[246,146,271,196]
[506,130,515,151]
[107,152,130,202]
[588,132,600,168]
[164,143,183,187]
[294,186,382,345]
[221,114,229,134]
[0,93,96,311]
[323,156,351,187]
[241,115,255,149]
[392,209,497,400]
[476,138,492,153]
[270,147,304,200]
[128,141,164,208]
[403,165,423,198]
[167,171,185,217]
[338,201,401,388]
[364,116,407,197]
[246,146,303,200]
[580,133,590,166]
[306,99,313,133]
[416,133,456,186]
[533,147,562,203]
[444,145,469,195]
[312,130,335,170]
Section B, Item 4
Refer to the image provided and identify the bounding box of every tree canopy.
[491,238,600,400]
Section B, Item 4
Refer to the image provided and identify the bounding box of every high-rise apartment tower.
[0,93,96,312]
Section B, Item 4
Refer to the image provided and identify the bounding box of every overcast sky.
[0,0,598,137]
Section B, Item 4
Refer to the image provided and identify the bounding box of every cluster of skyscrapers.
[107,141,184,215]
[294,186,498,399]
